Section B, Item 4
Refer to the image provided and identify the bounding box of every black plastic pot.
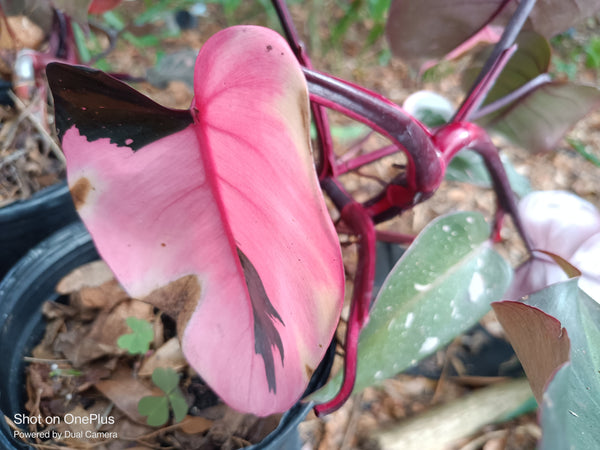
[0,222,334,449]
[0,181,79,279]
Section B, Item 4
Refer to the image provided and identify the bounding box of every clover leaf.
[138,367,188,427]
[117,317,154,355]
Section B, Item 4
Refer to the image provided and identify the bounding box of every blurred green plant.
[551,28,600,79]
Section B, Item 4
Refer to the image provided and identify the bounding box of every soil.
[4,1,600,449]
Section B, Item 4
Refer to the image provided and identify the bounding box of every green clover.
[138,367,188,427]
[117,317,154,355]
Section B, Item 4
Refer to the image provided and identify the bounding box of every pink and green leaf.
[494,280,600,448]
[47,25,344,417]
[312,212,512,402]
[492,301,570,402]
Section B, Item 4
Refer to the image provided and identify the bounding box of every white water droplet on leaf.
[468,272,485,302]
[419,336,440,354]
[414,283,431,292]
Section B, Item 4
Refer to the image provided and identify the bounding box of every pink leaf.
[518,191,600,259]
[505,191,600,301]
[47,25,344,416]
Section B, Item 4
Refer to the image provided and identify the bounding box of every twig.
[371,378,533,450]
[458,429,509,450]
[23,357,70,364]
[8,91,65,164]
[340,392,363,450]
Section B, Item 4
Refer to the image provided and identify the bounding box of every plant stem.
[434,122,532,251]
[314,195,376,417]
[453,0,538,122]
[376,230,415,245]
[453,45,517,123]
[336,144,400,174]
[271,0,337,178]
[469,73,552,121]
[305,68,444,219]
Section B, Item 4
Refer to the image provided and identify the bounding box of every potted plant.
[0,0,126,279]
[1,0,600,447]
[0,222,335,449]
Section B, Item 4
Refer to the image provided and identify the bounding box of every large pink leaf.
[46,25,344,416]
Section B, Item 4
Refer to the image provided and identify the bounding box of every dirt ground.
[3,1,599,449]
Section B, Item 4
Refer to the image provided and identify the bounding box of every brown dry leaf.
[76,360,114,392]
[102,409,154,449]
[179,415,214,434]
[56,260,115,294]
[0,16,45,50]
[73,279,130,311]
[59,405,98,446]
[139,337,187,377]
[86,298,154,349]
[26,363,55,400]
[32,318,66,359]
[53,322,94,366]
[95,367,162,424]
[56,299,154,366]
[41,300,77,319]
[152,314,165,349]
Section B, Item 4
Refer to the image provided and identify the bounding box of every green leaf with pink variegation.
[312,212,512,402]
[46,26,344,417]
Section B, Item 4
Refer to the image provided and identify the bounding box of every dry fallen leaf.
[95,367,162,424]
[139,337,187,377]
[73,279,130,311]
[56,260,115,294]
[179,415,214,434]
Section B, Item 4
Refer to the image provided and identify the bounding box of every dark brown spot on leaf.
[142,275,201,337]
[70,177,92,210]
[305,364,314,379]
